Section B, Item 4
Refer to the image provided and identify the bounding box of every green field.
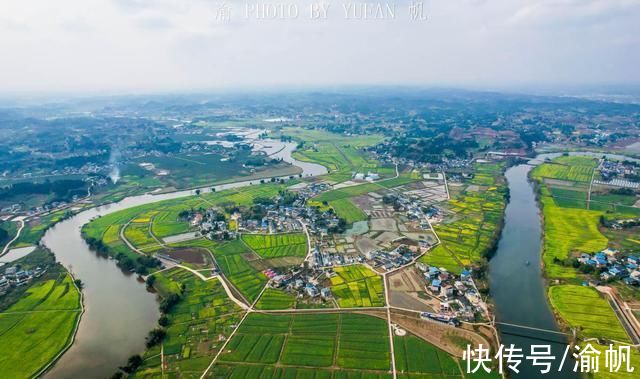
[213,240,268,302]
[422,162,507,271]
[255,288,297,310]
[549,285,629,341]
[532,155,598,183]
[330,265,385,308]
[135,267,243,378]
[242,233,308,258]
[394,334,464,376]
[0,274,81,378]
[328,198,368,224]
[218,313,390,372]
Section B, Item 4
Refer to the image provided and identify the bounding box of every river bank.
[40,140,327,378]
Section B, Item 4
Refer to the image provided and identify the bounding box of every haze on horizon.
[1,0,639,94]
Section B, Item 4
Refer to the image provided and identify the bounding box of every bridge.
[495,321,573,345]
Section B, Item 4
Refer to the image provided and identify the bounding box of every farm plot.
[255,288,296,310]
[213,240,268,302]
[330,265,385,307]
[0,274,81,378]
[242,233,308,259]
[394,334,464,376]
[329,198,368,224]
[136,268,244,378]
[123,222,158,251]
[532,155,598,183]
[549,285,629,342]
[218,312,391,373]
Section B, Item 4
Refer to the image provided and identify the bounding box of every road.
[1,218,25,256]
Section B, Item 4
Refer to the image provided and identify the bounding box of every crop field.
[136,268,244,378]
[532,156,598,183]
[330,265,385,307]
[394,334,463,376]
[255,288,297,310]
[420,245,463,275]
[431,164,507,270]
[0,274,81,378]
[329,198,368,224]
[124,222,158,250]
[539,188,608,279]
[283,127,384,181]
[213,240,268,302]
[549,285,629,341]
[217,313,390,373]
[242,233,308,258]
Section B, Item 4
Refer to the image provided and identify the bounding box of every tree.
[119,355,143,374]
[145,328,166,348]
[146,275,156,289]
[195,189,201,196]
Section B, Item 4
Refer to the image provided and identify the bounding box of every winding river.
[488,151,638,378]
[42,141,326,378]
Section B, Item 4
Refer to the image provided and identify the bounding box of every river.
[42,140,326,378]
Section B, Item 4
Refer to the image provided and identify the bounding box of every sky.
[1,0,639,93]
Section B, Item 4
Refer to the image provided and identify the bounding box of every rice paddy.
[213,240,268,303]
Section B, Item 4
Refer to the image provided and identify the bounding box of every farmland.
[329,198,368,224]
[531,155,598,183]
[242,233,308,258]
[422,162,507,271]
[549,285,629,341]
[393,334,464,376]
[217,313,391,373]
[0,273,81,378]
[213,240,268,303]
[330,265,385,307]
[135,268,244,378]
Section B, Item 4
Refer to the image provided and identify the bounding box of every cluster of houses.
[577,248,640,285]
[267,268,333,302]
[417,262,484,322]
[238,208,303,234]
[0,266,45,295]
[365,246,420,271]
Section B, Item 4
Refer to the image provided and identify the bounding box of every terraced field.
[330,265,385,308]
[242,233,308,258]
[0,274,81,378]
[135,268,244,378]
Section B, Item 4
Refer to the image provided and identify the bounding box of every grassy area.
[135,267,243,378]
[14,209,72,247]
[242,233,308,258]
[330,265,385,308]
[217,313,390,372]
[213,240,268,302]
[328,198,368,224]
[0,273,81,378]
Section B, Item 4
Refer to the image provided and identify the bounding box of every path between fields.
[1,218,25,256]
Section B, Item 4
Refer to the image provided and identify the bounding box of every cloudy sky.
[1,0,639,93]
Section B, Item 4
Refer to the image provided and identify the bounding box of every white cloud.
[0,0,638,93]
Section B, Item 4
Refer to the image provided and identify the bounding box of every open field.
[242,233,308,258]
[549,285,629,341]
[0,274,81,378]
[394,334,464,376]
[213,240,268,303]
[255,288,297,310]
[532,155,598,183]
[329,198,368,224]
[330,265,385,307]
[135,268,243,378]
[217,313,390,372]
